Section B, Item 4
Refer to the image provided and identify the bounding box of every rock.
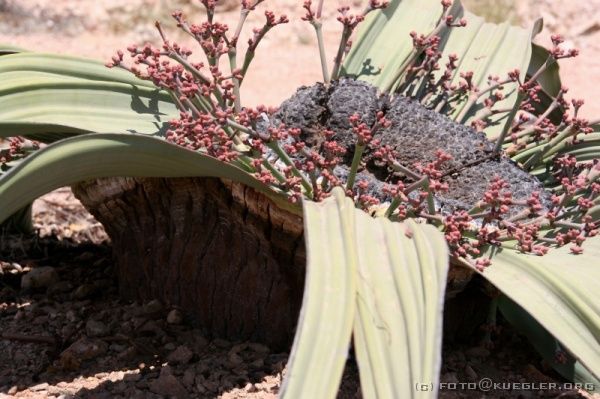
[465,364,478,382]
[135,379,149,389]
[465,346,491,359]
[86,319,110,337]
[148,366,188,398]
[124,372,142,383]
[195,380,207,394]
[228,352,244,366]
[455,351,466,364]
[109,342,127,352]
[33,315,49,325]
[190,332,208,352]
[244,382,258,393]
[73,283,97,299]
[523,364,555,383]
[137,320,164,335]
[182,369,195,388]
[166,345,194,365]
[164,342,177,351]
[132,388,155,399]
[132,316,147,329]
[116,346,136,362]
[29,382,50,392]
[202,380,219,393]
[13,310,26,321]
[166,309,183,324]
[248,342,270,354]
[111,381,127,394]
[47,281,74,295]
[212,338,231,348]
[230,343,248,354]
[440,372,459,384]
[256,376,279,393]
[84,391,112,399]
[92,278,112,289]
[65,309,79,323]
[47,385,72,396]
[21,266,59,289]
[60,337,108,360]
[142,299,163,315]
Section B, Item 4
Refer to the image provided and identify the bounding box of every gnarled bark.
[73,177,306,350]
[73,176,475,349]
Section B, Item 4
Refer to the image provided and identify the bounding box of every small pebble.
[21,266,59,289]
[465,346,491,358]
[166,345,194,365]
[166,309,183,324]
[465,364,478,381]
[73,283,97,299]
[86,319,110,337]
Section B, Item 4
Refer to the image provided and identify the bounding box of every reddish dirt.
[516,0,600,119]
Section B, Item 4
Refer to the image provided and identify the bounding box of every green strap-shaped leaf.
[0,54,178,141]
[0,71,177,139]
[527,42,564,123]
[549,125,600,162]
[0,53,155,86]
[342,0,538,137]
[0,122,91,143]
[479,240,600,383]
[529,126,600,186]
[0,133,297,225]
[353,218,448,398]
[0,45,25,56]
[281,188,358,399]
[342,0,439,87]
[282,188,448,398]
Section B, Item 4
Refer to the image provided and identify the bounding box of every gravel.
[0,189,593,398]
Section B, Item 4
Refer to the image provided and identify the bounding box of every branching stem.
[266,141,314,198]
[345,143,366,190]
[311,21,331,84]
